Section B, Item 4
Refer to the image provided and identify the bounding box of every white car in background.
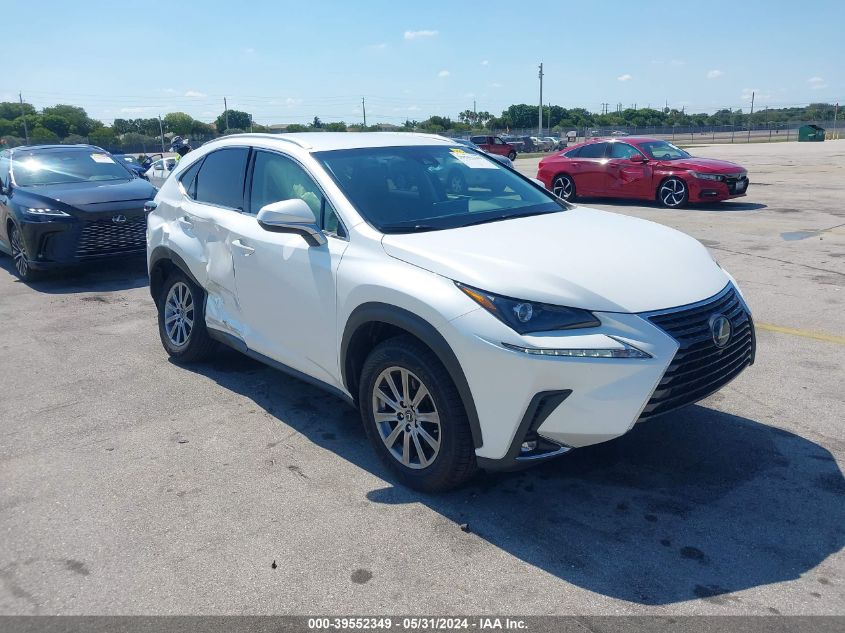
[144,157,177,188]
[146,132,755,491]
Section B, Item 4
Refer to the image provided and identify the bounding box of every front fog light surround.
[456,282,600,334]
[502,338,651,359]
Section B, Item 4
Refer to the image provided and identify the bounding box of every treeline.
[1,101,839,149]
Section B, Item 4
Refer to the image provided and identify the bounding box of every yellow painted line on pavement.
[756,322,845,345]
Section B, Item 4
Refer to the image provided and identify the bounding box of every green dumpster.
[798,124,825,142]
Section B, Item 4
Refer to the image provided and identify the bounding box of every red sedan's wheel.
[508,151,516,161]
[552,174,576,201]
[658,177,689,208]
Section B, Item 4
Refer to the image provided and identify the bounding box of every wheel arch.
[148,246,202,308]
[341,302,483,449]
[655,174,688,200]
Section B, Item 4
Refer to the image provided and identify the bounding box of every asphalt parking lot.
[1,141,843,616]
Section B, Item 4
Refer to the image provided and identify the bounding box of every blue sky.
[5,0,843,125]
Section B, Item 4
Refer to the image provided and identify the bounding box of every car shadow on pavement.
[185,347,844,606]
[578,198,768,212]
[0,256,148,293]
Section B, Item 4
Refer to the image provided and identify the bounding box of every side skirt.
[207,327,356,408]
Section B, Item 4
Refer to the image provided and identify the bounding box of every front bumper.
[445,283,754,468]
[18,210,147,270]
[688,176,749,202]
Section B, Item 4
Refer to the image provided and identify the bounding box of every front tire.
[658,177,689,208]
[158,271,216,363]
[552,174,576,201]
[508,151,517,161]
[9,224,38,281]
[359,336,477,492]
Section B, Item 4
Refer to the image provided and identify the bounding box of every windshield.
[314,145,566,233]
[12,150,131,186]
[639,141,691,160]
[116,155,140,166]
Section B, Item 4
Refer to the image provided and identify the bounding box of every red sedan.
[537,137,749,208]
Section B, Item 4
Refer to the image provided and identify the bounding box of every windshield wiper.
[380,223,441,233]
[460,209,556,228]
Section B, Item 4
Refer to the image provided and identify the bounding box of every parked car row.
[1,134,755,493]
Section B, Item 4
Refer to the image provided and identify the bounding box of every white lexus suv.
[146,133,755,491]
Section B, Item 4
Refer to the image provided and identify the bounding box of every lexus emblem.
[111,215,127,224]
[710,314,732,348]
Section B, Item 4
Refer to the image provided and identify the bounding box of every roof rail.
[216,132,313,149]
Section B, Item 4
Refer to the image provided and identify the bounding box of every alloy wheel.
[10,226,28,278]
[164,281,195,348]
[553,175,574,200]
[372,366,441,469]
[660,178,687,207]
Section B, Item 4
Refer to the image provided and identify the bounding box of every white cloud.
[481,60,489,66]
[706,69,723,79]
[490,82,503,88]
[243,47,256,55]
[808,76,827,90]
[119,106,158,113]
[404,29,438,40]
[184,90,207,98]
[438,70,450,77]
[617,74,632,82]
[408,105,421,112]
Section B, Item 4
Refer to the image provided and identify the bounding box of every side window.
[195,148,249,210]
[578,143,608,159]
[609,143,643,160]
[564,147,582,158]
[249,150,344,236]
[178,158,203,199]
[493,137,504,145]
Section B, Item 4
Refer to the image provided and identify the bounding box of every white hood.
[381,206,730,313]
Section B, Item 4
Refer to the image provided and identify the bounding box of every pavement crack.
[709,245,845,276]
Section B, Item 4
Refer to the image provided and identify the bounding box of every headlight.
[456,283,600,334]
[688,171,723,181]
[24,207,70,217]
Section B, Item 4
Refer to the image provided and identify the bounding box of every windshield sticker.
[449,148,496,169]
[90,153,115,164]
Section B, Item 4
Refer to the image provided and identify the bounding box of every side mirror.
[257,198,327,246]
[629,154,647,163]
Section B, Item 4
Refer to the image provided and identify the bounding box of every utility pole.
[224,97,229,132]
[747,91,754,142]
[833,102,839,140]
[158,115,165,153]
[362,97,367,127]
[19,93,29,145]
[537,62,543,136]
[249,113,253,133]
[547,102,551,135]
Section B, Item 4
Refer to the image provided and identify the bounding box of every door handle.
[232,239,255,255]
[178,216,193,229]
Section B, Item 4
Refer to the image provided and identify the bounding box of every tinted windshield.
[639,141,691,160]
[314,145,565,233]
[12,150,131,186]
[116,155,140,166]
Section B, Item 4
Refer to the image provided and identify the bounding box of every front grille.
[725,175,748,194]
[639,285,754,420]
[75,215,147,258]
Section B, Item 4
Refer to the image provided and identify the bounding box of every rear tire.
[508,151,517,161]
[158,270,216,363]
[359,335,477,492]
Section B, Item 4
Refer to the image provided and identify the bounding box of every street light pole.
[158,116,165,153]
[538,63,543,136]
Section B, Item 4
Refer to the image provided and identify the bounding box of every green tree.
[0,102,35,120]
[285,124,308,133]
[0,119,14,137]
[324,121,347,132]
[40,114,71,139]
[112,118,135,135]
[42,104,96,135]
[312,116,323,129]
[215,110,251,132]
[30,126,59,143]
[89,127,117,149]
[222,128,245,135]
[163,112,194,136]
